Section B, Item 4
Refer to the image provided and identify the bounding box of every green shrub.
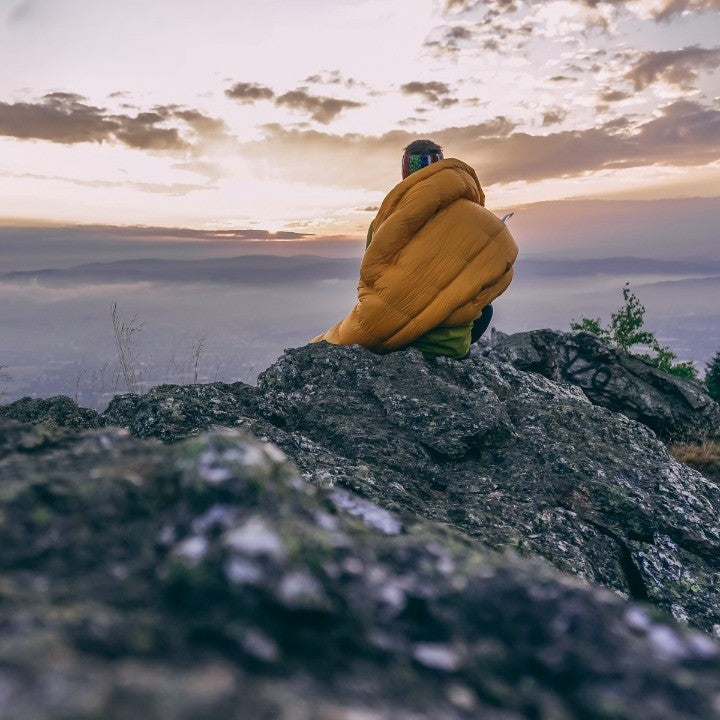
[571,283,698,380]
[706,351,720,401]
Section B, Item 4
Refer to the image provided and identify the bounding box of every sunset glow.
[1,0,719,237]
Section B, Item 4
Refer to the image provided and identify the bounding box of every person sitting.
[312,139,517,360]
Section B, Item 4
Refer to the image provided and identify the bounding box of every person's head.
[401,139,444,179]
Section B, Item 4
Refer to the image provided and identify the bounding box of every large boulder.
[0,420,719,719]
[13,342,720,634]
[484,329,720,443]
[97,343,720,632]
[243,344,720,634]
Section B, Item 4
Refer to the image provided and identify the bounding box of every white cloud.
[0,0,719,230]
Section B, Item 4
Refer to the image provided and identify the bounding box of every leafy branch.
[571,283,698,380]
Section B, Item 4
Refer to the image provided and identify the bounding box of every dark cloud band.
[400,81,458,108]
[241,100,720,188]
[623,46,720,91]
[0,93,226,151]
[225,81,363,124]
[274,90,363,124]
[224,82,275,103]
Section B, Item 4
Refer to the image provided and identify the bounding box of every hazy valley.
[2,243,719,408]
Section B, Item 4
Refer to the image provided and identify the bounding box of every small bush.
[706,351,720,402]
[571,283,698,379]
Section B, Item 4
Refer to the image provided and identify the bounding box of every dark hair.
[403,139,443,155]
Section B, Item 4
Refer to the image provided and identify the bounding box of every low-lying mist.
[1,253,718,409]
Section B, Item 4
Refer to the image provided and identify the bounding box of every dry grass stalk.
[191,336,206,384]
[670,439,720,483]
[111,303,143,394]
[0,365,10,403]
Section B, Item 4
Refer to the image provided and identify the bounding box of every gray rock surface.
[1,419,720,720]
[102,381,256,442]
[78,342,720,635]
[484,329,720,443]
[5,336,720,717]
[0,395,102,431]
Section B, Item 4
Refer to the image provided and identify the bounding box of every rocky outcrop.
[4,333,720,717]
[1,419,719,720]
[0,395,102,431]
[484,329,720,443]
[23,341,717,634]
[252,343,720,634]
[102,381,256,442]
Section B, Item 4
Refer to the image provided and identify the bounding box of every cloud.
[241,116,516,189]
[98,226,312,241]
[441,24,474,39]
[425,4,532,56]
[303,70,342,85]
[541,108,568,126]
[12,225,311,242]
[274,89,363,124]
[477,99,720,183]
[601,116,634,131]
[302,71,367,91]
[441,0,519,14]
[0,92,120,143]
[0,93,228,152]
[580,0,720,21]
[225,81,365,123]
[172,109,229,143]
[224,82,275,103]
[422,24,477,53]
[623,45,720,90]
[113,110,188,151]
[599,89,633,101]
[649,0,720,19]
[400,81,458,107]
[241,100,719,188]
[442,0,719,26]
[398,116,429,126]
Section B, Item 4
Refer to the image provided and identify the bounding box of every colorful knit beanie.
[401,148,444,179]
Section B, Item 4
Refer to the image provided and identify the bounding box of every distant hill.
[514,256,720,277]
[0,254,361,285]
[3,253,720,286]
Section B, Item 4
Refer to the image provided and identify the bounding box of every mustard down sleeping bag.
[312,158,518,352]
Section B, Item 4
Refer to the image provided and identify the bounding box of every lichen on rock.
[3,332,720,718]
[2,422,720,718]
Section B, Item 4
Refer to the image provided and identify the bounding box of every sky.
[1,0,719,242]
